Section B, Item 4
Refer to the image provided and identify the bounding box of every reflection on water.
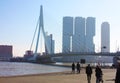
[0,62,70,76]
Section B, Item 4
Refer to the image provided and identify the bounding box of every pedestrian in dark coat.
[115,63,120,83]
[95,65,103,83]
[71,62,75,73]
[76,62,80,73]
[86,64,92,83]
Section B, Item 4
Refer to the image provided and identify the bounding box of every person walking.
[71,62,75,73]
[76,62,81,73]
[86,64,92,83]
[95,65,103,83]
[115,62,120,83]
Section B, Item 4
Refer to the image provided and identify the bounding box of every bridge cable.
[30,18,39,51]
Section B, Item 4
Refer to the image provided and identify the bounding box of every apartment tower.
[101,22,110,52]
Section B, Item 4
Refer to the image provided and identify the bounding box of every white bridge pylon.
[33,5,51,59]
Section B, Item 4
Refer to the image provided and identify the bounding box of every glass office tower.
[46,34,55,54]
[62,17,73,53]
[86,17,95,52]
[72,17,85,52]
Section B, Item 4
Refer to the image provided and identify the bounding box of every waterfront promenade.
[0,68,116,83]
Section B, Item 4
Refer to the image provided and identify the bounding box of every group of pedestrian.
[86,63,120,83]
[72,62,81,74]
[86,64,103,83]
[72,63,103,83]
[72,62,120,83]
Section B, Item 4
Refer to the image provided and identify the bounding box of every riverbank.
[0,68,116,83]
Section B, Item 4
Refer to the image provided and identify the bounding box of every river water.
[0,62,70,77]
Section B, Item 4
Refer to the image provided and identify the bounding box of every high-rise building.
[0,45,13,61]
[101,22,110,52]
[46,34,55,54]
[62,16,96,53]
[62,17,73,53]
[72,17,85,52]
[86,17,95,52]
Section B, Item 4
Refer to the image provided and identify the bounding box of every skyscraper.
[62,17,73,53]
[72,17,85,52]
[86,17,95,52]
[46,34,55,54]
[101,22,110,52]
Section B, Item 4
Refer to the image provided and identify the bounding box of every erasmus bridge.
[27,5,120,63]
[28,5,51,61]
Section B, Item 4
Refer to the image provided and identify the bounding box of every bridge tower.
[30,5,51,60]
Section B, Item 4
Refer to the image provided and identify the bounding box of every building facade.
[0,45,13,61]
[85,17,95,52]
[62,17,73,53]
[46,34,55,54]
[101,22,110,52]
[72,17,86,52]
[62,16,96,53]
